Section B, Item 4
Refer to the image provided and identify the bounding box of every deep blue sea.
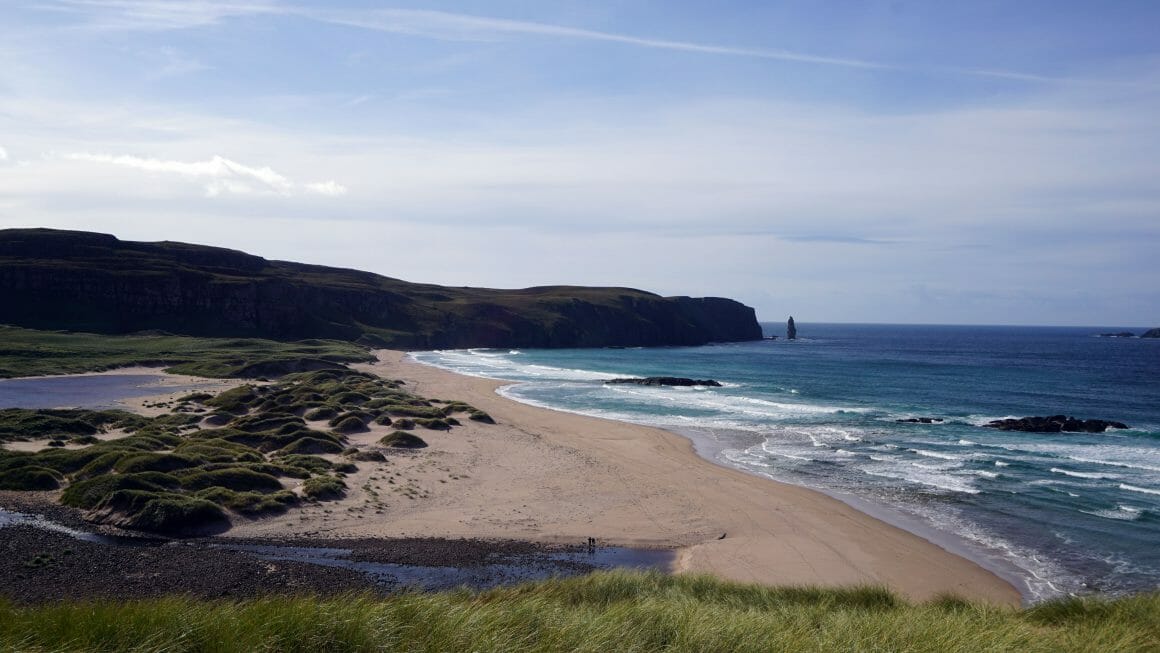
[413,323,1160,602]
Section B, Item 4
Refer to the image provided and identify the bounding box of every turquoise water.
[413,324,1160,601]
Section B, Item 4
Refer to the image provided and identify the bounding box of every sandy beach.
[221,350,1021,605]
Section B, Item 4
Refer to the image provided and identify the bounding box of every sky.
[1,1,1158,327]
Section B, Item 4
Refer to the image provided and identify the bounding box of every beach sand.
[224,350,1021,605]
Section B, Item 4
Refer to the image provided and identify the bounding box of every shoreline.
[418,354,1034,600]
[666,424,1038,600]
[333,349,1021,605]
[0,355,1022,604]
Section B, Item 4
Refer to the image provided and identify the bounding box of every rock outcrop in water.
[984,415,1129,433]
[1141,328,1160,339]
[0,228,764,349]
[787,316,797,340]
[605,377,723,387]
[1098,332,1136,338]
[896,417,944,424]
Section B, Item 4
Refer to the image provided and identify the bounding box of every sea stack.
[787,316,797,340]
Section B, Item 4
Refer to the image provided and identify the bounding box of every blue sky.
[2,1,1158,326]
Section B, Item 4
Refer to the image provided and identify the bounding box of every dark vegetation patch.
[468,410,495,424]
[380,431,428,449]
[0,408,144,443]
[0,367,490,534]
[350,450,386,462]
[303,406,338,421]
[303,476,346,500]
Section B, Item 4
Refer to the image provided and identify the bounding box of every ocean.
[412,323,1160,602]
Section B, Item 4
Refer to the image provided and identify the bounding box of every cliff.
[0,229,763,349]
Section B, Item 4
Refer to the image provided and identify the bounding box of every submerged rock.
[605,377,722,387]
[984,415,1129,433]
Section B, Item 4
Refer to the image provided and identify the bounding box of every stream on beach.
[0,508,674,593]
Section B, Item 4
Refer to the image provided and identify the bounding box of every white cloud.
[47,0,283,31]
[42,2,1095,84]
[305,180,348,196]
[59,152,348,198]
[0,145,8,161]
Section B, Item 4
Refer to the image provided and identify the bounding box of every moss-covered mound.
[302,475,346,499]
[379,431,428,449]
[0,408,144,443]
[0,367,490,535]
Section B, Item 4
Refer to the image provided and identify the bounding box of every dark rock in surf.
[1098,332,1136,338]
[984,415,1129,433]
[605,377,722,387]
[787,316,797,340]
[896,417,944,424]
[1141,328,1160,339]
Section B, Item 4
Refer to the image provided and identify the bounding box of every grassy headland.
[1,571,1156,652]
[0,228,763,348]
[0,325,374,378]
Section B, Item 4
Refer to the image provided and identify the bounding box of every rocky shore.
[0,493,639,605]
[984,415,1130,433]
[605,377,723,387]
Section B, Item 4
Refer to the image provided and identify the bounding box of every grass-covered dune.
[0,228,762,349]
[1,571,1157,652]
[0,368,492,534]
[0,325,374,379]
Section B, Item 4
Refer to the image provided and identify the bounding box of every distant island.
[0,229,762,349]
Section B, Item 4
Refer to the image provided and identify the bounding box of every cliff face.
[0,229,763,349]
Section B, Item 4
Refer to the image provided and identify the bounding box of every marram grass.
[1,571,1157,652]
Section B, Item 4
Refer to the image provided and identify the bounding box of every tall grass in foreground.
[2,571,1157,652]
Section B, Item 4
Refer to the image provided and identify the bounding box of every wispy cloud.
[40,1,1104,83]
[147,46,210,79]
[61,152,344,197]
[308,8,890,70]
[305,180,347,196]
[45,0,282,30]
[0,145,8,161]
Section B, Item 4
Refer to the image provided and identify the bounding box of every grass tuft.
[0,573,1157,652]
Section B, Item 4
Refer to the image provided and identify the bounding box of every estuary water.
[0,374,183,409]
[413,324,1160,601]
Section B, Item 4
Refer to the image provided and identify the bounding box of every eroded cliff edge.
[0,229,763,349]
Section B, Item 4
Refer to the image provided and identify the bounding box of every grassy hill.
[0,229,762,349]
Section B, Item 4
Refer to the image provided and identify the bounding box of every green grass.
[0,367,492,534]
[0,408,143,443]
[0,325,374,379]
[379,431,427,448]
[0,572,1156,652]
[302,475,346,500]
